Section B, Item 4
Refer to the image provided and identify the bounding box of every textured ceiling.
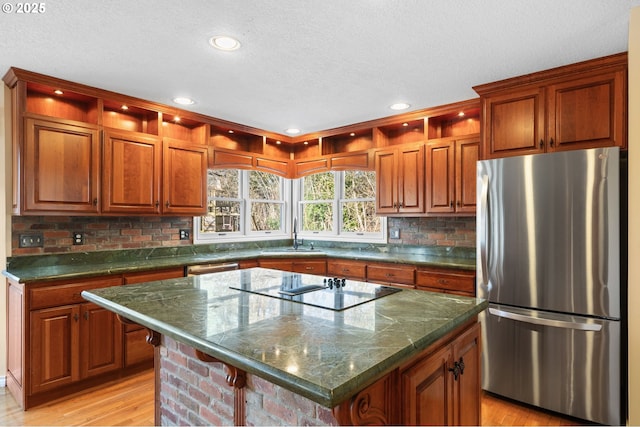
[1,0,639,136]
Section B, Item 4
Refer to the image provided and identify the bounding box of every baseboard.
[0,375,6,387]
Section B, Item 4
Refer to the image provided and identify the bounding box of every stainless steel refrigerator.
[476,147,626,425]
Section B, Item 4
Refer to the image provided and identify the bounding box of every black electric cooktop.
[229,268,401,311]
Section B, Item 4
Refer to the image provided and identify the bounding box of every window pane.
[302,203,333,231]
[249,171,281,200]
[342,201,380,232]
[303,172,334,200]
[344,170,376,199]
[208,169,239,198]
[251,202,282,231]
[200,201,241,232]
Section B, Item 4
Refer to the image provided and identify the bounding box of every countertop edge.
[81,288,487,407]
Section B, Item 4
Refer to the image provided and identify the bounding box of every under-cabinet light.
[458,111,465,117]
[53,89,63,95]
[228,130,234,134]
[121,105,129,110]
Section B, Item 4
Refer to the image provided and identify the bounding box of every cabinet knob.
[73,313,79,322]
[540,139,544,149]
[450,201,454,208]
[84,311,89,320]
[166,201,170,208]
[93,198,98,206]
[549,138,554,147]
[155,201,160,208]
[456,201,461,207]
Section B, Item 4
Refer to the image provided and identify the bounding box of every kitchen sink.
[260,248,325,256]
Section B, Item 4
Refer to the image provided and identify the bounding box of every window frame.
[294,171,387,244]
[194,169,291,243]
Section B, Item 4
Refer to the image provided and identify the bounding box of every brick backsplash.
[11,216,193,256]
[388,216,476,247]
[10,215,476,256]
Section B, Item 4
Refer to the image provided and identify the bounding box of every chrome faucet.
[293,217,299,249]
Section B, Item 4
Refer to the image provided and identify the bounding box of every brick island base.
[158,336,339,426]
[154,318,480,426]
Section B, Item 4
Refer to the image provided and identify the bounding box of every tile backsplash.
[11,215,475,255]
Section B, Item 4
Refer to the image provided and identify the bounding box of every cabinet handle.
[305,266,313,270]
[155,201,160,208]
[549,138,554,147]
[438,278,449,285]
[456,201,461,207]
[84,311,89,320]
[93,198,98,206]
[166,201,170,208]
[539,139,544,149]
[73,313,79,322]
[448,357,465,381]
[450,201,454,208]
[398,202,403,208]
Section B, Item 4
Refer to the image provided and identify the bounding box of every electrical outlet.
[390,229,400,239]
[73,232,84,245]
[179,229,190,240]
[19,233,44,248]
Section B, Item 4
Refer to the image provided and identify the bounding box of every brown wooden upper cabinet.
[474,52,627,159]
[425,137,478,215]
[4,68,209,216]
[23,117,101,214]
[375,144,425,215]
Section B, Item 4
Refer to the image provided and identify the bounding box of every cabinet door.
[397,145,425,214]
[482,87,545,159]
[80,303,123,378]
[102,131,161,214]
[401,345,454,426]
[547,70,626,151]
[375,149,398,214]
[162,138,208,215]
[24,118,100,213]
[30,305,80,394]
[426,141,454,214]
[452,322,481,426]
[454,138,479,214]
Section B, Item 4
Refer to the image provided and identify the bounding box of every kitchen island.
[82,268,487,426]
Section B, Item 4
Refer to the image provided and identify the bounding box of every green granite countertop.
[3,241,476,283]
[81,267,487,407]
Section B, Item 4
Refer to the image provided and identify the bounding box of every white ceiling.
[1,0,639,136]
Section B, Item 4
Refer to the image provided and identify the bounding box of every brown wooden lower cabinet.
[400,322,480,425]
[334,320,481,426]
[416,267,476,297]
[258,258,327,275]
[6,267,184,410]
[326,258,367,280]
[366,262,416,288]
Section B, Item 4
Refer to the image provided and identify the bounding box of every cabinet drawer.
[367,263,415,286]
[291,260,326,275]
[30,277,123,310]
[327,259,367,280]
[123,267,184,284]
[415,269,475,295]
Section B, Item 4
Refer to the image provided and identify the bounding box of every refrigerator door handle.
[478,174,490,288]
[488,307,603,331]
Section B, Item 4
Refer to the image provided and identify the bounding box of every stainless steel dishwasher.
[186,262,239,276]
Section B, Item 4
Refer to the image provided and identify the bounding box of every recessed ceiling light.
[209,35,241,51]
[285,128,300,135]
[390,102,410,111]
[173,97,195,106]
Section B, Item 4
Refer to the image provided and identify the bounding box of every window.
[295,171,385,242]
[195,169,385,244]
[195,169,289,242]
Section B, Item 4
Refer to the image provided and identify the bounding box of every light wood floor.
[0,369,585,426]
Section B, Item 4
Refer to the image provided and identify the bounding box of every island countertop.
[82,267,487,408]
